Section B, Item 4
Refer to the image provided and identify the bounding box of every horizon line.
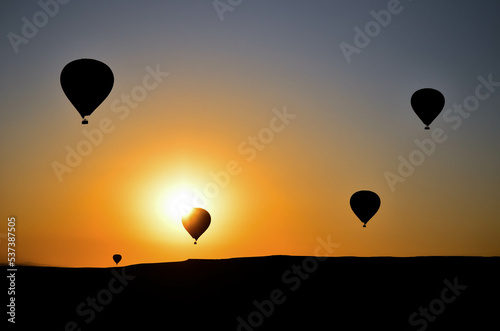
[3,254,499,268]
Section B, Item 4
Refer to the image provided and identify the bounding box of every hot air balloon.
[410,88,445,130]
[182,208,211,244]
[113,254,122,265]
[60,59,114,124]
[350,190,380,228]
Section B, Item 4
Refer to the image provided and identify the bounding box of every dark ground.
[5,256,499,330]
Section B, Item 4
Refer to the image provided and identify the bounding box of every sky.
[1,0,499,267]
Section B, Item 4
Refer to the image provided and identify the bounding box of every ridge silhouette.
[11,256,499,330]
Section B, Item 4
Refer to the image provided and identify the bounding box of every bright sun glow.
[159,183,208,222]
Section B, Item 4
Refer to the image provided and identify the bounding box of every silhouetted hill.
[7,256,499,330]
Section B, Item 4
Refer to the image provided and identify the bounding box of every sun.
[159,183,208,223]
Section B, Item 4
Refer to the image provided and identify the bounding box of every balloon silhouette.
[350,190,381,228]
[60,59,114,124]
[182,208,211,244]
[113,254,122,265]
[411,88,445,130]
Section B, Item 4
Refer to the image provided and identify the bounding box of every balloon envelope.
[60,59,114,124]
[350,190,381,227]
[410,88,445,130]
[182,208,211,244]
[113,254,122,265]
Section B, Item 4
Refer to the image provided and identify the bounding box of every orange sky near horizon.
[3,87,498,267]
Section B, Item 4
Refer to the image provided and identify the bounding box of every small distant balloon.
[60,59,114,124]
[350,190,381,228]
[411,88,445,130]
[113,254,122,265]
[182,208,211,244]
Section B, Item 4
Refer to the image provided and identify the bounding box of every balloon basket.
[82,119,88,124]
[194,241,197,245]
[363,224,366,228]
[424,126,430,130]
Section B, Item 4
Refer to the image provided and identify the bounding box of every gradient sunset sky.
[1,0,499,267]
